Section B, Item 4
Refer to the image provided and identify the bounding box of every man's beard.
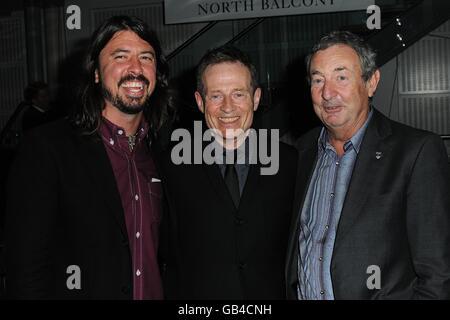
[101,75,151,115]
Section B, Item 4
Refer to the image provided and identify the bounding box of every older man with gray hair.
[286,31,450,300]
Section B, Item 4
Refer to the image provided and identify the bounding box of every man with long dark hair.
[5,16,172,299]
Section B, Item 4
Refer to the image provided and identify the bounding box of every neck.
[214,130,249,150]
[327,110,369,157]
[102,105,143,136]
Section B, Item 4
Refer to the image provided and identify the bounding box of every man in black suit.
[5,16,172,299]
[286,31,450,299]
[160,46,297,299]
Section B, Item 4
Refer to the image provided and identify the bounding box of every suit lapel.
[201,136,262,214]
[289,129,322,236]
[238,162,261,215]
[77,135,128,240]
[334,110,393,249]
[286,130,320,295]
[203,163,237,212]
[292,147,318,226]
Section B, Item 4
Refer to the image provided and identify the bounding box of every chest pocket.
[148,177,162,199]
[147,177,162,223]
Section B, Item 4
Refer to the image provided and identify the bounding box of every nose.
[220,95,235,113]
[127,55,143,75]
[321,79,337,101]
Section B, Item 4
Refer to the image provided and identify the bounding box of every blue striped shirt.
[298,110,373,300]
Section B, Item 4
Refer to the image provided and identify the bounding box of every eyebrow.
[141,50,156,56]
[111,49,130,55]
[334,66,348,72]
[110,48,155,56]
[209,87,247,93]
[310,66,349,76]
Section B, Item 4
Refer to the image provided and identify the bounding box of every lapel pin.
[375,151,382,160]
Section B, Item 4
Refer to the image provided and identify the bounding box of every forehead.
[101,30,154,53]
[203,61,251,86]
[311,44,361,72]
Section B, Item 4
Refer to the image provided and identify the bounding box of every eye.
[114,55,126,60]
[209,94,223,103]
[232,92,246,100]
[337,75,348,81]
[141,55,155,62]
[311,78,323,85]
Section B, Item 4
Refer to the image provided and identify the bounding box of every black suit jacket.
[286,109,450,299]
[159,135,298,299]
[5,118,151,299]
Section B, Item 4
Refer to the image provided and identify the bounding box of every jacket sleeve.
[5,132,59,299]
[406,133,450,299]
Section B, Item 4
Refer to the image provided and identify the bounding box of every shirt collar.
[99,117,149,145]
[318,107,373,155]
[212,133,253,165]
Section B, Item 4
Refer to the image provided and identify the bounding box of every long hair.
[70,15,174,139]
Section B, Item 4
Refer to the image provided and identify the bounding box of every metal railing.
[166,22,218,62]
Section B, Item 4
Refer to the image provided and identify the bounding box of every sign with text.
[164,0,374,24]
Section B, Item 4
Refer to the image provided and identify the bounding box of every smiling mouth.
[219,116,240,123]
[121,81,146,97]
[323,105,342,113]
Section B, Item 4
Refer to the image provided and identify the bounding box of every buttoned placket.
[116,127,145,298]
[317,147,341,299]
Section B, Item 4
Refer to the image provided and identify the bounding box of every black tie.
[224,164,240,208]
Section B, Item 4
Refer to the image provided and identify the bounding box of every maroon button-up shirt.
[100,117,163,300]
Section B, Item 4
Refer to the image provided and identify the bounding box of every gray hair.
[305,31,377,83]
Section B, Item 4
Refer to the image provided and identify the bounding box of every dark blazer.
[159,135,298,299]
[286,109,450,299]
[22,105,53,132]
[5,119,148,299]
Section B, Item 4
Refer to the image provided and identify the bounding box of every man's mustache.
[118,74,149,87]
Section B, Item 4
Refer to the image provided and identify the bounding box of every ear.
[366,69,380,98]
[95,69,99,83]
[253,87,261,111]
[194,91,205,113]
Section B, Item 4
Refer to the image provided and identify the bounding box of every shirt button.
[325,225,329,229]
[335,161,339,165]
[118,129,123,135]
[330,193,335,197]
[320,290,325,295]
[136,232,140,239]
[135,194,139,201]
[136,269,141,276]
[109,138,114,145]
[319,257,323,261]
